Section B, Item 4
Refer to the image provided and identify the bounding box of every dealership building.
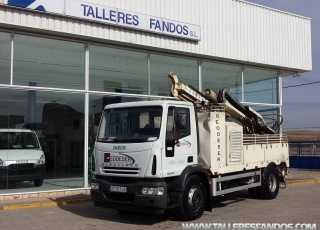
[0,0,312,198]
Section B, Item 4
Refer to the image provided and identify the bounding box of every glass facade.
[13,35,85,90]
[150,55,198,96]
[0,88,84,192]
[202,62,242,101]
[0,32,11,85]
[244,68,278,104]
[89,46,148,95]
[0,31,281,194]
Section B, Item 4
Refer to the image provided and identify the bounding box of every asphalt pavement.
[0,168,319,211]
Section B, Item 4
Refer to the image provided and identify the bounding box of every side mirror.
[42,142,49,153]
[94,113,102,126]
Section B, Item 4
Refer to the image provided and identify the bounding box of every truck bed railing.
[243,134,288,145]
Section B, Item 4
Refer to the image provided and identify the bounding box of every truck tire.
[175,175,207,221]
[116,209,130,214]
[34,179,43,187]
[258,166,279,199]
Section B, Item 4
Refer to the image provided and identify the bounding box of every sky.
[245,0,320,131]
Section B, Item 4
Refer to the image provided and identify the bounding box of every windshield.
[97,106,163,143]
[0,131,40,149]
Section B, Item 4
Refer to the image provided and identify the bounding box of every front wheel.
[258,166,279,199]
[34,179,44,187]
[175,175,207,221]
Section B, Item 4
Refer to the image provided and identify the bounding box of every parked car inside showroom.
[0,129,46,187]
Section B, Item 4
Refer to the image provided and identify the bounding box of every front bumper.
[91,177,168,214]
[0,164,46,183]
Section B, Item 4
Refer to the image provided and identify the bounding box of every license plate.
[109,185,127,193]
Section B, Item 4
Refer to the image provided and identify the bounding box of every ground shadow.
[48,194,91,202]
[59,201,172,225]
[57,190,252,224]
[211,190,249,208]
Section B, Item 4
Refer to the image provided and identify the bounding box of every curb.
[1,198,92,211]
[298,169,320,172]
[285,176,319,186]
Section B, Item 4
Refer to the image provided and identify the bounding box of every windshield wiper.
[97,137,119,143]
[97,137,151,143]
[125,138,147,143]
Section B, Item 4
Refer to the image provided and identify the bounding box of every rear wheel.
[258,166,279,199]
[175,175,207,221]
[34,179,43,187]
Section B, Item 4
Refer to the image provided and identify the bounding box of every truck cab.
[91,100,201,213]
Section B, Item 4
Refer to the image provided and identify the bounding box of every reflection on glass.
[202,62,242,101]
[89,46,148,94]
[13,34,85,89]
[0,32,11,85]
[244,68,278,104]
[150,55,198,96]
[98,106,162,143]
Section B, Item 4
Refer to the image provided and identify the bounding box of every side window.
[166,107,190,140]
[139,112,149,128]
[176,108,190,139]
[166,107,174,140]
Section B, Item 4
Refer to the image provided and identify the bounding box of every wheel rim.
[268,173,277,192]
[188,185,203,212]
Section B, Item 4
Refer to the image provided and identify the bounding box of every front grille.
[105,192,134,202]
[111,177,132,184]
[103,167,140,175]
[9,163,35,169]
[8,169,36,175]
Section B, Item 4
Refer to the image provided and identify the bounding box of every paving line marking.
[285,176,319,186]
[1,198,92,210]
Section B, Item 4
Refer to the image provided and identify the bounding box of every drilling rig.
[90,71,289,220]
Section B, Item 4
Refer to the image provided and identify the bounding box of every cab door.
[162,106,196,177]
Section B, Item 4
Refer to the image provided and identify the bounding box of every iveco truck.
[90,72,289,220]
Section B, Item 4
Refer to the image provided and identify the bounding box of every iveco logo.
[113,146,126,150]
[16,160,28,164]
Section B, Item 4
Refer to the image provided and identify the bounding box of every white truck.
[0,129,46,187]
[91,72,289,220]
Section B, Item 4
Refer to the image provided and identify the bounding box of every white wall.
[0,0,312,72]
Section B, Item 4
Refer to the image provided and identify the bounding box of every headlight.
[91,182,99,190]
[39,154,46,164]
[0,159,7,166]
[141,187,164,196]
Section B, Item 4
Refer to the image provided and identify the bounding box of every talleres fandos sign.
[4,0,201,41]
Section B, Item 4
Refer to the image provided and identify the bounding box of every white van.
[0,129,46,187]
